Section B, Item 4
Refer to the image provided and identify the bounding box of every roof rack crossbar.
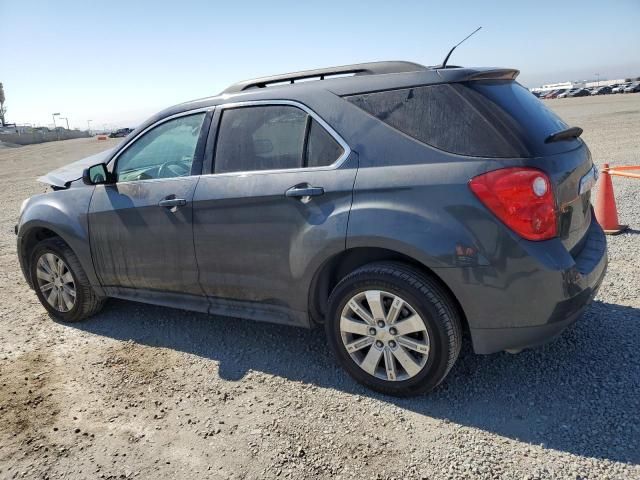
[222,61,427,94]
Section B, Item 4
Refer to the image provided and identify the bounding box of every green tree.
[0,83,6,126]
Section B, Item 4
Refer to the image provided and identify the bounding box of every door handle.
[158,198,187,208]
[285,185,325,198]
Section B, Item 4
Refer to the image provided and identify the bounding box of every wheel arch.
[308,246,468,332]
[18,225,71,288]
[18,219,102,294]
[18,187,103,293]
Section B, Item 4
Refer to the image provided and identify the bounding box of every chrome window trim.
[94,175,199,187]
[108,107,212,172]
[206,99,351,177]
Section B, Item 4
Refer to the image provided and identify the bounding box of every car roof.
[220,61,428,94]
[127,61,519,139]
[158,61,517,114]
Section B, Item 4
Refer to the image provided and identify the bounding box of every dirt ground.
[1,95,639,480]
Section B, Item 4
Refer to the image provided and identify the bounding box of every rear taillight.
[469,167,557,241]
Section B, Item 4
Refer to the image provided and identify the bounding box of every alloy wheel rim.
[36,253,76,313]
[340,290,430,382]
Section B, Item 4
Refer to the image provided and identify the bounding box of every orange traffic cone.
[594,164,627,235]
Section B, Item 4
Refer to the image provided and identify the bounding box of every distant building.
[531,77,634,92]
[584,78,628,88]
[534,82,573,93]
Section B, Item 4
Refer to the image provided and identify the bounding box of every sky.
[1,0,639,130]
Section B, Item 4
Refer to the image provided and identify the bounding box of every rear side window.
[214,105,344,174]
[346,82,578,158]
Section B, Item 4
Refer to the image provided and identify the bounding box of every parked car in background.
[623,82,640,93]
[612,84,629,94]
[16,61,607,396]
[591,86,612,95]
[557,90,574,99]
[109,128,134,138]
[568,89,591,98]
[556,89,573,98]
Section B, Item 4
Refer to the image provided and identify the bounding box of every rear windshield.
[345,81,581,158]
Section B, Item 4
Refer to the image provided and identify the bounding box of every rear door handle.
[158,198,187,208]
[285,185,325,198]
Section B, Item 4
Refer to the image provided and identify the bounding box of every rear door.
[89,110,211,295]
[193,101,356,319]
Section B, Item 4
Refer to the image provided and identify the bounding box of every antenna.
[440,26,482,69]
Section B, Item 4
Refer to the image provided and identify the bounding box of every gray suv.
[16,61,607,395]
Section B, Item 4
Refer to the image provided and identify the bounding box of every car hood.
[37,148,114,188]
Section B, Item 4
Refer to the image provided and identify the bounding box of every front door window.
[115,113,205,182]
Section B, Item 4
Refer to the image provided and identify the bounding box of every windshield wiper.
[545,126,583,144]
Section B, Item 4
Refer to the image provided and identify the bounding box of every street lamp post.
[87,119,93,135]
[595,73,600,87]
[52,113,60,140]
[59,117,70,130]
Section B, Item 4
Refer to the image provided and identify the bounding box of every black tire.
[30,237,105,322]
[325,262,462,396]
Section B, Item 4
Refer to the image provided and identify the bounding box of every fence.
[0,129,91,146]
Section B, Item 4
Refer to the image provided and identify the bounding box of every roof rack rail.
[221,61,427,94]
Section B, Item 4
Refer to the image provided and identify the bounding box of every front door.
[193,103,357,318]
[89,111,209,295]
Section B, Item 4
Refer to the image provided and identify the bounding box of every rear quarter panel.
[340,101,587,331]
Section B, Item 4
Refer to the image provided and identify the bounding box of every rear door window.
[215,106,307,173]
[305,119,344,168]
[214,105,344,173]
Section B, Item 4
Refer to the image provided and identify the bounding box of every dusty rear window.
[346,82,579,158]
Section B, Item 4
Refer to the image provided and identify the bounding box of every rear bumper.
[448,218,608,354]
[470,259,606,354]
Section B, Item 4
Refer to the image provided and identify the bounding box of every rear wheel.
[30,238,105,322]
[325,262,462,396]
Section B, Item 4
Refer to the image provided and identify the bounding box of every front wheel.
[30,237,105,322]
[325,262,462,396]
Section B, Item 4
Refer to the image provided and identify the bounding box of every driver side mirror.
[82,163,112,185]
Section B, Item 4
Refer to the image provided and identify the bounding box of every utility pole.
[0,83,6,127]
[87,119,93,135]
[52,112,60,140]
[59,117,69,130]
[595,73,600,87]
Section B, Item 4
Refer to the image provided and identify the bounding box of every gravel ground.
[1,95,639,480]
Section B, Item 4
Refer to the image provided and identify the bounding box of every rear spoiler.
[465,69,520,81]
[432,67,521,83]
[545,127,583,144]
